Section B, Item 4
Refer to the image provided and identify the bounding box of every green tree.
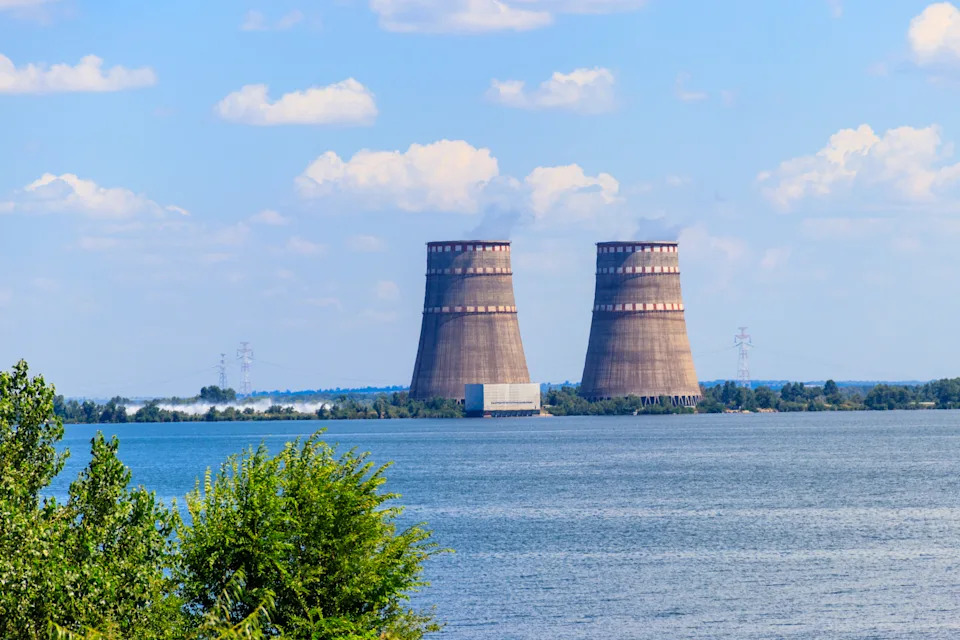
[178,434,442,639]
[0,361,182,639]
[754,386,777,409]
[199,387,237,404]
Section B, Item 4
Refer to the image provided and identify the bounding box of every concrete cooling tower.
[410,241,531,401]
[580,241,701,406]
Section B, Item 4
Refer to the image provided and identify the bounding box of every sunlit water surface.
[53,412,960,639]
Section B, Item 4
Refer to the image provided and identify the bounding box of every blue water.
[53,412,960,639]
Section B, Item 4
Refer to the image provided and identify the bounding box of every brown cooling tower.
[580,241,701,406]
[410,241,530,401]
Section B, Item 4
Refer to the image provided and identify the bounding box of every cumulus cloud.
[369,0,646,33]
[370,0,551,33]
[758,123,960,210]
[488,67,615,113]
[0,54,156,94]
[215,79,377,126]
[297,140,499,213]
[0,0,54,8]
[909,2,960,65]
[525,164,620,222]
[250,209,289,225]
[3,173,182,219]
[296,139,628,227]
[240,9,303,31]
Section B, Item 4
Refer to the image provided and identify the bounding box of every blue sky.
[3,0,960,397]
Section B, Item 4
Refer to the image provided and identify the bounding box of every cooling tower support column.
[580,241,701,406]
[410,241,531,401]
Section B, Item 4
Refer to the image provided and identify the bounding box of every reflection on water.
[54,412,960,639]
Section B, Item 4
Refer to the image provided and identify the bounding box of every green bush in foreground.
[0,360,442,639]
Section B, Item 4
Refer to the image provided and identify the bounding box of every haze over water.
[54,412,960,639]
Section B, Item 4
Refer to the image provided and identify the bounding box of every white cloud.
[488,67,615,113]
[370,0,648,33]
[525,164,620,222]
[370,0,551,33]
[674,72,707,102]
[241,9,303,31]
[215,79,377,126]
[909,2,960,65]
[375,280,400,301]
[347,234,386,252]
[0,0,53,7]
[297,139,499,213]
[758,124,960,210]
[0,54,156,94]
[165,205,190,216]
[827,0,842,18]
[250,209,289,225]
[5,173,180,219]
[286,236,325,255]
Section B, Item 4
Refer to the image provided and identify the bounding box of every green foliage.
[0,361,181,640]
[178,435,442,639]
[1,361,443,640]
[541,386,693,416]
[199,387,237,404]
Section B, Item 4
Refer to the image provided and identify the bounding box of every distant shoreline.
[54,378,960,424]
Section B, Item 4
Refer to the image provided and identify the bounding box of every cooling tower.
[410,241,530,401]
[580,241,701,406]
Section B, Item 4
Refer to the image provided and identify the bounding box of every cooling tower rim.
[426,239,511,245]
[596,240,677,247]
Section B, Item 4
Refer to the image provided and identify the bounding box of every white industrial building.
[464,383,541,417]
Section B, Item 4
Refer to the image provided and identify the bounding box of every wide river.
[54,412,960,639]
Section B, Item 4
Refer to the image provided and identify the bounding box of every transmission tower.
[217,353,228,390]
[734,327,753,388]
[236,342,253,396]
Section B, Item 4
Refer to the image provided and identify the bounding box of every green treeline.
[54,377,960,425]
[1,361,442,639]
[698,378,960,412]
[541,387,694,416]
[55,390,464,424]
